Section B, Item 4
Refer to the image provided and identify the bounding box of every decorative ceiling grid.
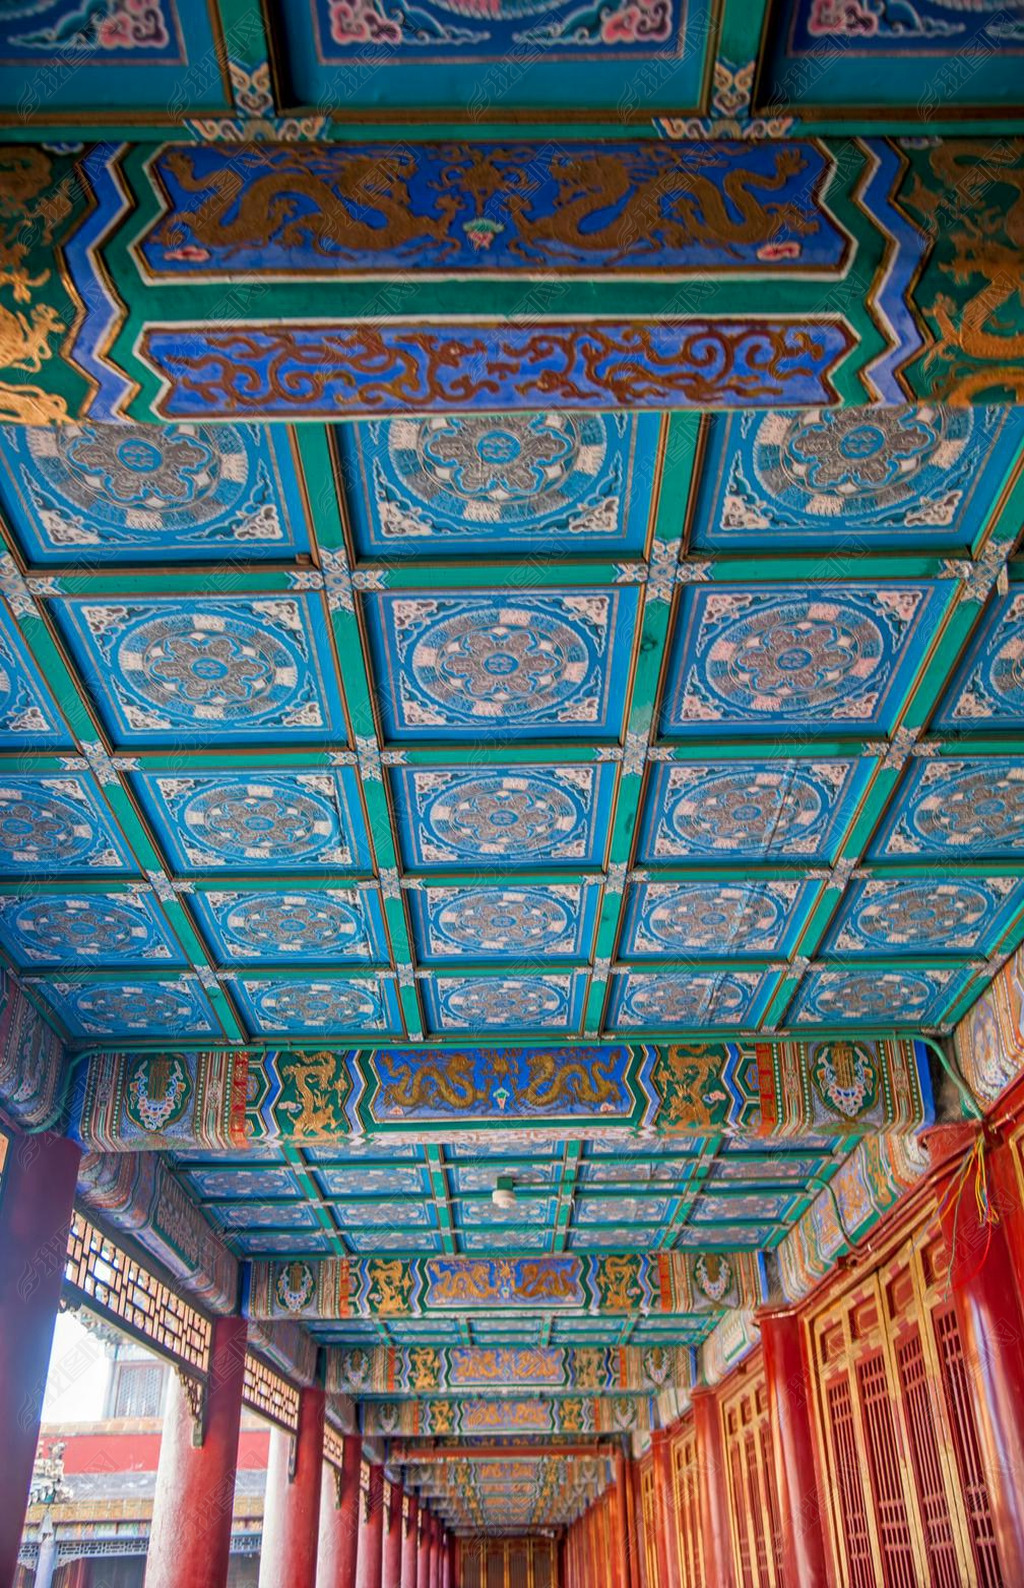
[0,0,1019,127]
[0,408,1022,1052]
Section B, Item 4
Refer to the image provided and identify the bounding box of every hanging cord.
[806,1174,857,1258]
[936,1132,999,1296]
[918,1034,984,1123]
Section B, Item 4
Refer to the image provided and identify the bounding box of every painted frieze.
[955,943,1024,1105]
[362,1397,656,1436]
[326,1343,693,1397]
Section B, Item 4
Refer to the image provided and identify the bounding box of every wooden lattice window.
[856,1351,919,1587]
[893,1326,960,1586]
[720,1363,782,1588]
[64,1210,211,1374]
[242,1352,300,1433]
[639,1457,660,1588]
[671,1421,704,1588]
[824,1373,877,1588]
[933,1304,1003,1588]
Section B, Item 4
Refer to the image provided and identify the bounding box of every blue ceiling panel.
[131,768,372,875]
[0,888,185,969]
[0,778,138,882]
[619,878,818,959]
[606,969,779,1031]
[867,757,1024,861]
[0,423,310,566]
[362,588,638,743]
[689,407,1022,552]
[51,594,346,748]
[407,881,600,964]
[390,762,617,871]
[932,589,1024,732]
[820,875,1024,958]
[338,413,659,560]
[636,757,871,864]
[0,602,72,748]
[660,582,948,738]
[225,973,403,1038]
[419,971,589,1035]
[786,964,978,1026]
[189,886,389,965]
[30,974,221,1039]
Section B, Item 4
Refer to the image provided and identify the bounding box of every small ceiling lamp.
[492,1174,517,1211]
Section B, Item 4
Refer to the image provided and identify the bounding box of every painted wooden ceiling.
[1,410,1022,1051]
[0,0,1021,130]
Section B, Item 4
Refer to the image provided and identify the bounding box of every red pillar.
[357,1465,385,1588]
[444,1530,455,1588]
[417,1512,430,1587]
[614,1450,632,1588]
[401,1492,419,1588]
[145,1315,247,1588]
[759,1309,830,1588]
[692,1389,734,1588]
[0,1130,81,1587]
[317,1435,362,1588]
[651,1430,680,1587]
[384,1480,403,1588]
[428,1515,440,1588]
[258,1386,325,1588]
[937,1129,1024,1584]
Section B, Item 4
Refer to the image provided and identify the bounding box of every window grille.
[728,1440,755,1588]
[671,1423,704,1588]
[63,1210,210,1374]
[111,1360,165,1420]
[933,1305,1003,1588]
[639,1460,659,1588]
[855,1352,918,1588]
[894,1327,960,1586]
[323,1421,347,1470]
[825,1376,876,1588]
[242,1352,300,1433]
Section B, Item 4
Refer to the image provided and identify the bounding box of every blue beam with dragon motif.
[363,1396,656,1436]
[327,1343,694,1398]
[244,1250,768,1321]
[2,138,1024,422]
[68,1038,934,1151]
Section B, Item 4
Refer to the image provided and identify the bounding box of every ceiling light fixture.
[492,1174,517,1211]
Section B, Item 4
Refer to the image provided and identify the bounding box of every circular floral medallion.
[664,768,826,856]
[852,880,992,948]
[219,893,364,955]
[66,983,207,1033]
[6,896,159,960]
[433,888,573,953]
[0,786,103,868]
[641,883,786,953]
[26,424,255,531]
[621,974,751,1026]
[249,981,382,1031]
[408,603,593,723]
[441,978,567,1027]
[757,407,968,512]
[412,414,584,504]
[116,607,308,726]
[911,767,1024,851]
[428,774,583,857]
[802,971,937,1023]
[181,783,341,864]
[703,598,885,716]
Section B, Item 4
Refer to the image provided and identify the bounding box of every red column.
[0,1129,81,1586]
[417,1512,431,1587]
[384,1480,403,1588]
[317,1434,362,1588]
[692,1389,734,1588]
[759,1309,830,1588]
[614,1450,632,1588]
[145,1315,247,1588]
[357,1465,385,1588]
[937,1129,1024,1584]
[651,1431,680,1587]
[428,1515,440,1588]
[258,1386,325,1588]
[444,1530,455,1588]
[401,1492,419,1588]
